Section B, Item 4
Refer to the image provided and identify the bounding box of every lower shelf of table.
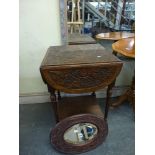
[57,95,104,121]
[50,95,108,154]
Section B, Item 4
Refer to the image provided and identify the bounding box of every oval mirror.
[64,123,98,145]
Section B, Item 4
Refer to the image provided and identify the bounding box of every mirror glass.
[64,123,98,145]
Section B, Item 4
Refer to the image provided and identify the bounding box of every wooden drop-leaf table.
[40,44,123,154]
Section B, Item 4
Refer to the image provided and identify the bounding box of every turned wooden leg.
[111,93,128,107]
[104,79,116,120]
[47,85,59,123]
[112,76,135,110]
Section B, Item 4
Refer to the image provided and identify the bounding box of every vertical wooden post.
[71,0,75,22]
[77,0,80,22]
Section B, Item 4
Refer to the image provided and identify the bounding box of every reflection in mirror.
[67,0,84,34]
[64,123,98,145]
[59,0,85,44]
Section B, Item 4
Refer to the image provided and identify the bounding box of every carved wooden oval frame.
[50,114,108,154]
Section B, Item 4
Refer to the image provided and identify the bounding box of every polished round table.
[95,32,135,41]
[112,37,135,58]
[111,37,135,111]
